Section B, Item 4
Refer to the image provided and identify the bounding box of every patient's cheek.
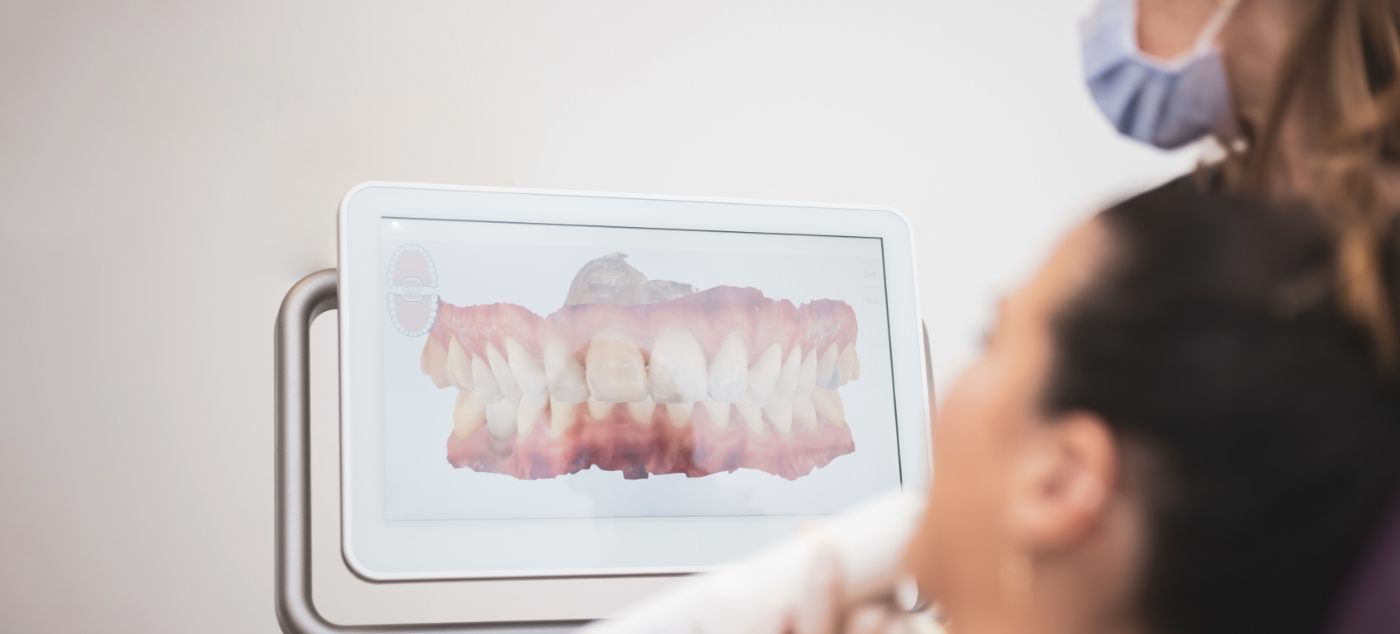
[913,363,1019,597]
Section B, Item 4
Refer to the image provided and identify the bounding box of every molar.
[649,328,709,403]
[838,343,860,384]
[452,390,486,438]
[542,338,590,403]
[486,343,521,400]
[707,333,749,402]
[813,388,845,426]
[485,396,519,440]
[445,336,473,389]
[816,343,840,389]
[747,343,783,404]
[585,329,649,402]
[794,399,818,430]
[506,338,548,405]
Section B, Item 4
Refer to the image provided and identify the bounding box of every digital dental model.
[419,253,860,480]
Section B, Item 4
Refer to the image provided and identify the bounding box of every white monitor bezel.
[338,182,932,588]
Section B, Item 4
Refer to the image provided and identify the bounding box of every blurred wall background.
[0,0,1192,631]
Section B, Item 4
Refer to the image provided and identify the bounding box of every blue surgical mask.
[1081,0,1241,149]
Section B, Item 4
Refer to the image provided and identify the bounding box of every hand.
[781,546,943,634]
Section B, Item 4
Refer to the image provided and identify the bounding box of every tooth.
[549,398,577,436]
[735,400,765,435]
[665,402,694,427]
[585,329,649,402]
[774,346,802,399]
[627,398,657,424]
[506,338,548,405]
[452,390,486,438]
[703,398,731,428]
[816,343,840,389]
[587,398,616,421]
[445,336,474,389]
[542,338,590,402]
[794,399,817,429]
[516,396,545,437]
[485,397,519,440]
[648,328,709,403]
[422,336,450,388]
[472,356,501,401]
[764,399,793,435]
[795,349,818,400]
[813,389,845,426]
[486,343,521,400]
[747,343,783,404]
[838,343,859,384]
[707,333,749,402]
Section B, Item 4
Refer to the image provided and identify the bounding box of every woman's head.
[905,179,1400,633]
[1090,0,1400,199]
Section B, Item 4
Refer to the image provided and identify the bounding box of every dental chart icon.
[419,253,862,481]
[386,244,439,337]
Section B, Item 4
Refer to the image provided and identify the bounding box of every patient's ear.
[1005,412,1116,551]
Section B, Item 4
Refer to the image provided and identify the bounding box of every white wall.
[0,1,1193,631]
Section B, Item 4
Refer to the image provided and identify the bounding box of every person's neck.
[942,583,1145,634]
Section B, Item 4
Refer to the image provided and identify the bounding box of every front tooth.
[542,338,590,402]
[516,397,545,437]
[452,390,486,438]
[838,343,859,384]
[446,336,474,389]
[703,398,731,428]
[627,398,657,424]
[708,333,749,402]
[585,329,649,402]
[472,356,501,401]
[794,399,817,429]
[816,343,840,389]
[486,343,521,400]
[506,338,548,405]
[649,328,709,403]
[422,336,450,388]
[813,389,845,426]
[774,346,802,399]
[549,398,577,437]
[735,400,765,435]
[795,349,818,400]
[587,399,616,421]
[764,399,794,435]
[665,402,694,427]
[485,397,519,440]
[747,343,783,404]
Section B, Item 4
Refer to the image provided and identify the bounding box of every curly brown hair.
[1222,0,1400,368]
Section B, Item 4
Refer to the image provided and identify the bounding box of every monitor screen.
[380,217,902,523]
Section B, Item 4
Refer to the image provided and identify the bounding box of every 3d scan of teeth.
[421,253,861,480]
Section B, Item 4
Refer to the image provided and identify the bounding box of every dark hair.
[1043,178,1400,634]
